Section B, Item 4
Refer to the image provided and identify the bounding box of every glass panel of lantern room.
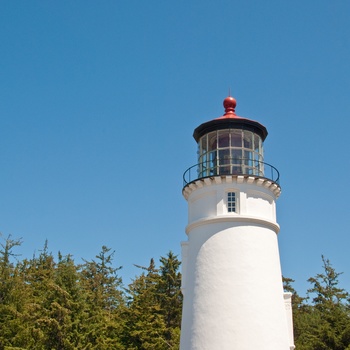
[218,130,230,148]
[231,130,242,147]
[243,130,253,149]
[254,133,262,156]
[208,131,218,152]
[198,135,208,178]
[252,133,264,176]
[218,130,230,175]
[244,150,253,174]
[219,149,231,175]
[201,134,208,154]
[231,149,243,175]
[207,131,218,175]
[209,150,218,175]
[199,153,208,178]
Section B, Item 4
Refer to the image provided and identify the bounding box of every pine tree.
[19,241,76,349]
[53,252,87,348]
[0,235,27,350]
[124,259,168,350]
[6,242,87,349]
[296,256,350,350]
[157,252,182,348]
[283,276,310,346]
[80,246,125,349]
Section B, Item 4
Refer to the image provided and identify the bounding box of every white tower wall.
[180,175,292,350]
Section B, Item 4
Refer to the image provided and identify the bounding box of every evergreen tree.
[283,276,310,346]
[124,253,182,350]
[80,246,125,349]
[5,235,350,350]
[157,252,182,348]
[124,259,168,350]
[53,252,88,348]
[17,241,76,349]
[296,256,350,350]
[0,235,26,350]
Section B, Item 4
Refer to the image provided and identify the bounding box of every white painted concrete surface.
[180,175,293,350]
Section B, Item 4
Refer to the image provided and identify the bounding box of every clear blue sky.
[1,1,349,297]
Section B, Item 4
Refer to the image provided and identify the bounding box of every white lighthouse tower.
[180,96,294,350]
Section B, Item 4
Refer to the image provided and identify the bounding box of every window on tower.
[227,192,236,213]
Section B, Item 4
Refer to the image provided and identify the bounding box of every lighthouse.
[180,96,294,350]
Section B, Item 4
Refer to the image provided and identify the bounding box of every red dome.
[217,96,242,119]
[223,96,237,114]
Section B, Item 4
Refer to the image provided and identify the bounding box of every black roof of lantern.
[193,96,268,142]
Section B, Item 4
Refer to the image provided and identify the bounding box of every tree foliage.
[0,236,182,350]
[285,256,350,350]
[124,253,182,350]
[1,235,350,349]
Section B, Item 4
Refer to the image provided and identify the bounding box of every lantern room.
[183,96,280,186]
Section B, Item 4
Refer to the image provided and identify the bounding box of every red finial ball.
[223,96,236,114]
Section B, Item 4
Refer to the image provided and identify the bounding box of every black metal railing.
[183,158,280,187]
